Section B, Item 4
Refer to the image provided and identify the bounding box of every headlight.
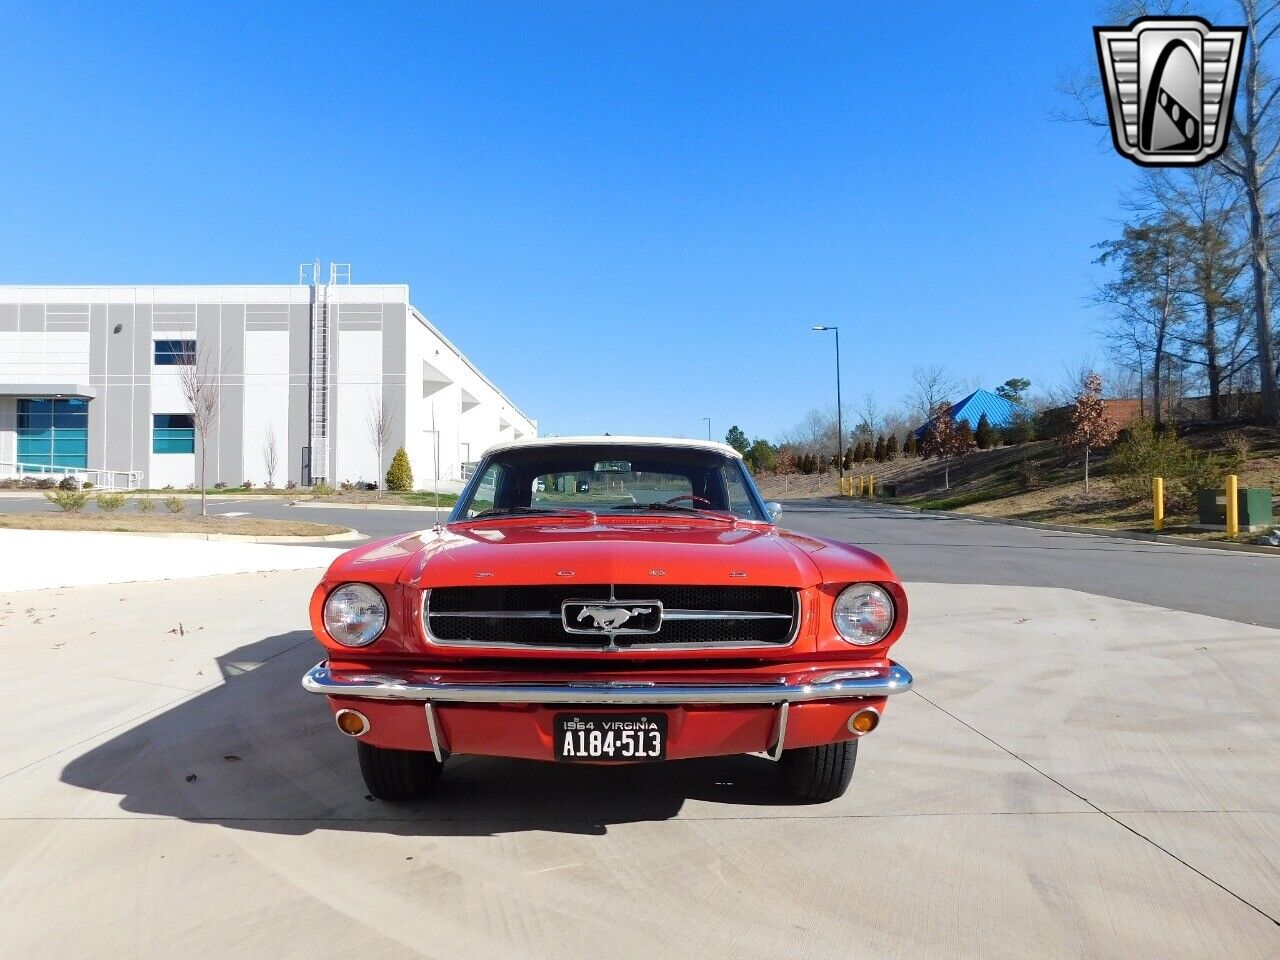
[323,583,388,647]
[832,583,895,646]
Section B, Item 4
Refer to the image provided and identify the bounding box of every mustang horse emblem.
[576,605,653,631]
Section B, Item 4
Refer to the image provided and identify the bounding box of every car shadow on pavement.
[61,632,795,836]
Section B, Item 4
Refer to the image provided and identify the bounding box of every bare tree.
[855,392,881,438]
[176,345,222,517]
[261,424,280,489]
[365,392,394,491]
[1144,168,1253,419]
[1097,216,1188,428]
[905,365,960,422]
[1216,0,1280,425]
[1060,0,1279,425]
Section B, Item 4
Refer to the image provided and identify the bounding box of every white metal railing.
[0,461,144,490]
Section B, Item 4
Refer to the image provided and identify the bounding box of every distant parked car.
[303,437,912,802]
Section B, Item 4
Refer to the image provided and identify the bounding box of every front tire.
[357,742,443,801]
[779,740,857,802]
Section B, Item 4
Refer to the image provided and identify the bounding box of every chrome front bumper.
[301,661,913,705]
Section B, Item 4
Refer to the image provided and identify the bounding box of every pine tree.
[874,436,886,461]
[385,447,414,492]
[903,434,917,457]
[886,432,899,460]
[975,412,994,449]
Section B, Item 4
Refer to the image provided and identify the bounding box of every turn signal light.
[335,709,370,737]
[848,709,880,735]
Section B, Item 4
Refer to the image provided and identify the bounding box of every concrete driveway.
[0,562,1276,958]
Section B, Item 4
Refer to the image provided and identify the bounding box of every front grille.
[425,584,798,650]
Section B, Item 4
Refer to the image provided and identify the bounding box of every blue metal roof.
[912,389,1033,438]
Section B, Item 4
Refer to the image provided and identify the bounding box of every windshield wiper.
[608,503,736,522]
[468,506,596,519]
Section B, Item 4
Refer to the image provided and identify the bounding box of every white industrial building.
[0,265,536,490]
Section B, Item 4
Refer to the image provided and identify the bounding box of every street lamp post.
[700,416,711,440]
[811,326,843,483]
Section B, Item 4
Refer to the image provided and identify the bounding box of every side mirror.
[764,501,782,522]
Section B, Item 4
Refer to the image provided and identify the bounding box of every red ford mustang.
[302,437,912,802]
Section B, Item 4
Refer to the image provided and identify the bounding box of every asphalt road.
[777,501,1280,629]
[2,494,1276,626]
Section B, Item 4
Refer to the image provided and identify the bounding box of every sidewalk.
[0,528,344,593]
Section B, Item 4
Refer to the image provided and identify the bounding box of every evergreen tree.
[724,425,750,455]
[874,436,886,461]
[385,447,414,492]
[975,413,994,449]
[886,432,899,460]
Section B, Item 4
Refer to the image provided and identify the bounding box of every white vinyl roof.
[482,435,743,459]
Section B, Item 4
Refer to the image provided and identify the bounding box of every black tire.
[779,740,857,802]
[357,742,443,801]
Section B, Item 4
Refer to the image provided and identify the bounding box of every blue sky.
[0,2,1139,440]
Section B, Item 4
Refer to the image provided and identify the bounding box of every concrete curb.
[0,526,364,544]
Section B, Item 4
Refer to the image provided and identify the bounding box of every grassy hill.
[757,424,1279,540]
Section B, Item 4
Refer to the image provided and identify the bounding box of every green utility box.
[1195,487,1274,532]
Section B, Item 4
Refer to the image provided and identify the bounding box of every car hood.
[399,519,826,589]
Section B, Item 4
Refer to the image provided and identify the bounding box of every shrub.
[362,481,378,491]
[96,492,129,512]
[1015,459,1042,491]
[213,481,228,490]
[82,481,94,490]
[1180,453,1230,503]
[58,475,81,491]
[137,496,156,512]
[311,481,336,496]
[1224,431,1251,465]
[386,447,414,491]
[164,496,186,513]
[339,480,356,492]
[1109,419,1230,503]
[285,480,297,490]
[162,484,175,491]
[263,480,275,490]
[44,489,89,511]
[1004,412,1036,445]
[37,477,57,489]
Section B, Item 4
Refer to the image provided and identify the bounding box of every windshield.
[451,444,769,522]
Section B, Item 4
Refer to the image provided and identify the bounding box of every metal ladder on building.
[301,261,351,485]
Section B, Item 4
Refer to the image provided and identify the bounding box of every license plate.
[553,713,667,762]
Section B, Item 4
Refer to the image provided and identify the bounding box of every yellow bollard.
[1152,476,1164,532]
[868,474,875,498]
[858,475,867,497]
[1225,474,1239,538]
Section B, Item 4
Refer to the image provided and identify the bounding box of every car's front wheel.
[779,740,857,802]
[357,742,443,801]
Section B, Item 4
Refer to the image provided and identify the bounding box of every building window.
[16,398,88,469]
[154,339,196,365]
[153,414,195,454]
